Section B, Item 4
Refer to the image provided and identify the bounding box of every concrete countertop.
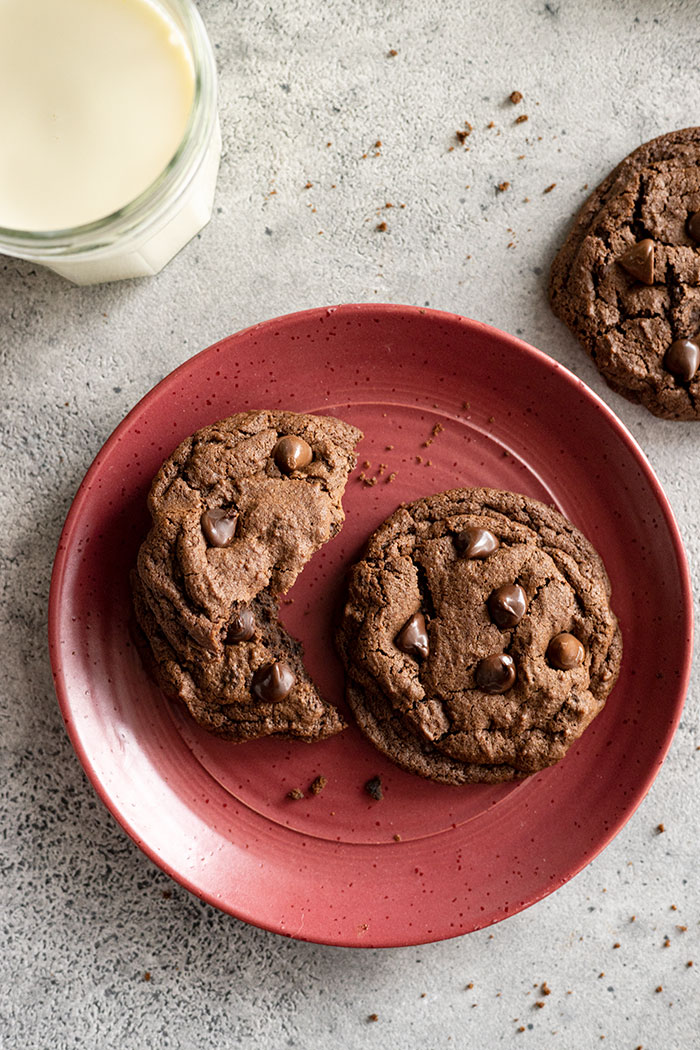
[2,1,698,1046]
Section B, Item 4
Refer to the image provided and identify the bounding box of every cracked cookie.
[133,409,362,742]
[337,488,622,783]
[549,126,700,419]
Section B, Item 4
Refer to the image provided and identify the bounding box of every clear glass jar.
[0,0,220,285]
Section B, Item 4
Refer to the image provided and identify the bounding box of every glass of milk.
[0,0,220,284]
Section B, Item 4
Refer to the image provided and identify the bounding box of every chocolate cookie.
[337,488,622,783]
[133,409,362,742]
[549,127,700,419]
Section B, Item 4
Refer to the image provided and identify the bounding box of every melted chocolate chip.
[455,527,500,559]
[274,435,313,473]
[474,653,516,693]
[488,583,528,629]
[664,338,700,383]
[618,238,654,285]
[252,661,296,702]
[395,612,429,660]
[201,507,238,547]
[547,632,584,670]
[225,608,255,643]
[687,211,700,243]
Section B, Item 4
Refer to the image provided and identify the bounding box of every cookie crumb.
[161,889,172,899]
[387,48,398,57]
[657,823,665,833]
[287,788,304,800]
[677,925,687,932]
[309,775,327,795]
[541,982,551,996]
[376,221,388,232]
[687,960,694,968]
[663,938,671,948]
[497,181,510,192]
[515,114,529,124]
[534,1001,545,1009]
[456,122,473,144]
[367,1013,379,1022]
[544,183,557,194]
[365,776,384,800]
[143,972,151,982]
[509,91,523,104]
[655,986,663,993]
[303,181,313,190]
[393,833,402,842]
[517,1026,526,1033]
[613,943,620,949]
[387,472,397,484]
[466,982,474,989]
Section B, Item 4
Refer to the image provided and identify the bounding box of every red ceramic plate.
[49,304,692,947]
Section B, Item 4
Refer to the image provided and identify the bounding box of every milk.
[0,0,220,283]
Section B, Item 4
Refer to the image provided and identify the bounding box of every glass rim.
[0,0,217,256]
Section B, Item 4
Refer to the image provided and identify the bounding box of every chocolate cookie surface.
[337,489,622,784]
[134,409,362,742]
[549,127,700,419]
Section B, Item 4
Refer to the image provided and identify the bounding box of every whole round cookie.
[549,127,700,420]
[337,489,622,783]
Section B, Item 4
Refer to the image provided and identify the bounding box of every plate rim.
[48,302,694,946]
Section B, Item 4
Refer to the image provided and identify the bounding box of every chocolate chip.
[395,612,429,660]
[274,435,313,473]
[455,527,500,559]
[687,211,700,243]
[547,632,584,670]
[365,776,384,800]
[488,583,528,629]
[618,238,654,285]
[664,338,700,383]
[474,653,516,693]
[225,608,255,643]
[201,507,238,547]
[252,661,295,702]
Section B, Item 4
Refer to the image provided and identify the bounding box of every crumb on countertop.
[309,775,327,795]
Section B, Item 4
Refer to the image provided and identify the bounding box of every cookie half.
[337,488,622,783]
[133,409,362,742]
[549,126,700,419]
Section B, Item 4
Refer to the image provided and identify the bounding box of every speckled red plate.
[49,304,692,947]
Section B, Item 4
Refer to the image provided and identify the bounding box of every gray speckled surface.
[2,1,699,1047]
